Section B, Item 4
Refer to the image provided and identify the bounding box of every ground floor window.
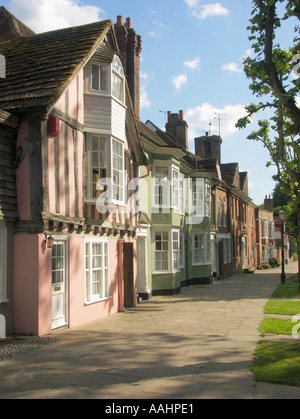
[153,229,183,273]
[0,225,7,303]
[192,232,211,266]
[85,239,109,303]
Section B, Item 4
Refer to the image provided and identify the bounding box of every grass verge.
[264,300,300,316]
[251,341,300,388]
[251,272,300,388]
[259,318,296,336]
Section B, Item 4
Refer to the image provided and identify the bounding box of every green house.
[136,112,215,298]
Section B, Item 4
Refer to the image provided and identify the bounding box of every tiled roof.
[221,163,239,185]
[0,20,112,113]
[138,120,182,149]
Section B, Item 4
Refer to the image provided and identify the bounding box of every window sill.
[0,299,9,304]
[85,296,112,306]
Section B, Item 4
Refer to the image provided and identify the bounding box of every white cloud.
[8,0,105,33]
[221,62,242,73]
[171,74,188,93]
[185,1,230,19]
[149,18,169,39]
[140,85,151,109]
[185,103,246,139]
[184,57,201,70]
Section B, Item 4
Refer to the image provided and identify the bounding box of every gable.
[0,6,35,43]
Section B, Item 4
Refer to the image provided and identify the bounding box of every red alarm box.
[48,115,60,137]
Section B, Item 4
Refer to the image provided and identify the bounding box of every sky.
[2,0,296,205]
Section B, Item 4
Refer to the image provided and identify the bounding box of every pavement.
[0,261,300,400]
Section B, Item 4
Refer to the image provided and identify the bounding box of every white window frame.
[192,232,211,266]
[86,134,125,206]
[84,56,125,106]
[85,238,109,304]
[218,199,222,227]
[179,178,184,215]
[223,201,227,227]
[152,163,170,210]
[0,225,8,303]
[111,137,125,204]
[172,167,180,210]
[153,228,182,274]
[179,232,185,269]
[153,230,170,273]
[112,56,125,105]
[172,229,180,272]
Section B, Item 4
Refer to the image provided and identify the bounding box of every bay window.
[153,229,183,273]
[154,231,169,272]
[192,178,211,218]
[87,135,125,205]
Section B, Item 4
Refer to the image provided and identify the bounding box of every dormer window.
[85,55,125,105]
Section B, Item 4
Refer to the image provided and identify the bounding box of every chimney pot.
[179,110,184,121]
[126,17,131,28]
[116,15,123,26]
[206,132,209,137]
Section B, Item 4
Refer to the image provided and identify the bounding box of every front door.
[123,242,134,308]
[51,240,68,329]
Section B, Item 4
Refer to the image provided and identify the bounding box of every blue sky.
[3,0,295,205]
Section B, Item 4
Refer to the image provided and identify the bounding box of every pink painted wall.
[47,72,84,218]
[14,234,52,336]
[68,236,120,329]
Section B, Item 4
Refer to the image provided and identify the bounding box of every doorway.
[123,242,134,308]
[51,240,68,329]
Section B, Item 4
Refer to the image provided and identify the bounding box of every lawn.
[264,300,300,316]
[251,341,300,388]
[251,272,300,388]
[259,318,296,336]
[271,274,300,299]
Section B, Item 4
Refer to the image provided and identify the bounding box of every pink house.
[0,11,145,336]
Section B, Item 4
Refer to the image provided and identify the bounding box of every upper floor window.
[218,199,222,227]
[112,56,125,104]
[86,134,125,206]
[85,55,125,105]
[91,63,108,93]
[223,201,227,227]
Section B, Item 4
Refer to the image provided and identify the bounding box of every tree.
[236,0,300,290]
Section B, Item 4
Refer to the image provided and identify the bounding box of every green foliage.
[269,257,280,267]
[236,0,300,206]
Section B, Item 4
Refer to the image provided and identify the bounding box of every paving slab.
[0,262,300,399]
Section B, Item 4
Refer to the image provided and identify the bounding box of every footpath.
[0,261,300,399]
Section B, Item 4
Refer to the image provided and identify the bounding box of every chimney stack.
[264,195,273,212]
[114,16,142,119]
[194,134,222,163]
[165,111,189,149]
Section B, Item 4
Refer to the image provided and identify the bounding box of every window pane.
[92,64,99,90]
[112,72,124,102]
[100,65,108,91]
